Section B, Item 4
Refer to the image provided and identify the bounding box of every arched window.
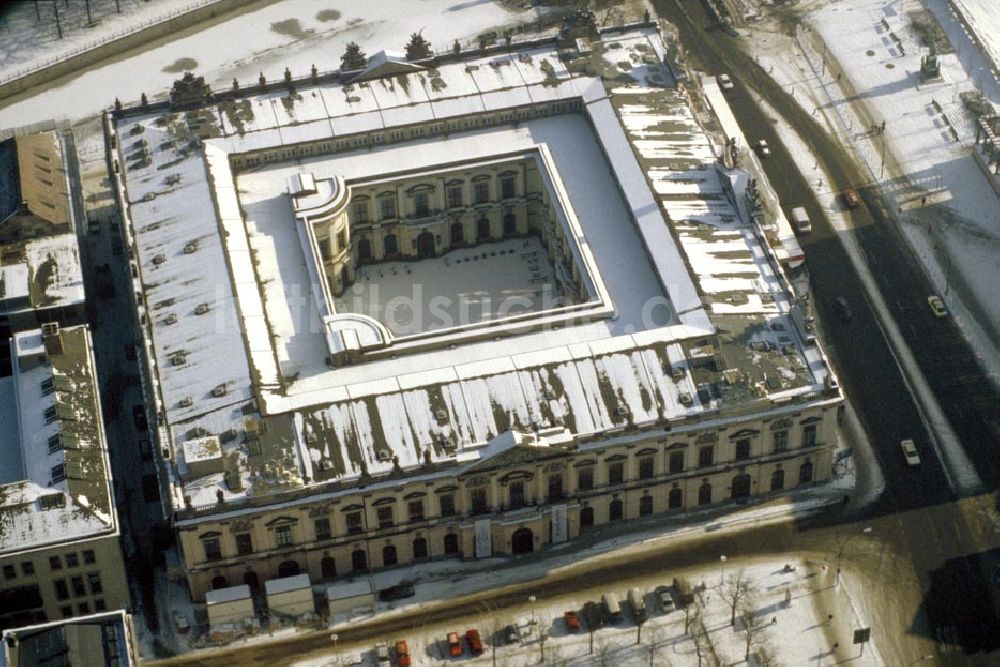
[383,234,398,256]
[639,495,654,517]
[771,469,785,491]
[698,481,712,506]
[731,473,752,499]
[321,556,336,579]
[382,545,398,567]
[277,560,300,578]
[477,217,491,242]
[668,487,683,509]
[351,549,368,572]
[609,498,624,521]
[503,213,517,236]
[211,575,227,590]
[798,461,814,485]
[450,222,464,246]
[443,533,460,555]
[580,506,595,528]
[413,537,428,559]
[357,238,372,262]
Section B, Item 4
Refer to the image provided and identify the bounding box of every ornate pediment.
[264,515,298,527]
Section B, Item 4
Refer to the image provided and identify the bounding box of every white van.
[791,207,812,234]
[603,592,622,623]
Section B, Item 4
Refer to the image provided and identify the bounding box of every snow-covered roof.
[1,326,117,554]
[23,233,85,309]
[205,584,252,605]
[326,580,373,601]
[113,24,837,517]
[264,573,311,596]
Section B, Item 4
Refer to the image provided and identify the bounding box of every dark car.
[582,601,603,630]
[503,623,522,644]
[132,404,148,431]
[378,582,415,601]
[834,297,853,322]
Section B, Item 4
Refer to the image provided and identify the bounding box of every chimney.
[42,322,63,355]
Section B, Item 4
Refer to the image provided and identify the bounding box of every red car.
[395,640,411,667]
[842,188,861,209]
[447,631,463,657]
[465,629,484,656]
[564,610,581,632]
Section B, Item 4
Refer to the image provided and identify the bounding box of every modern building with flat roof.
[0,325,128,632]
[107,17,841,601]
[1,610,138,667]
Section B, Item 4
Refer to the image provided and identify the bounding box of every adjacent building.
[1,610,138,667]
[0,325,128,632]
[107,18,842,603]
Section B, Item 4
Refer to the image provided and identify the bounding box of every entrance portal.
[417,231,435,259]
[511,527,534,555]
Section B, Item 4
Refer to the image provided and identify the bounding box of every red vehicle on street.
[465,629,484,656]
[394,640,411,666]
[564,610,581,632]
[447,631,463,657]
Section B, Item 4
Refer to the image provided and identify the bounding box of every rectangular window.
[698,446,714,468]
[95,599,106,612]
[501,176,516,199]
[508,481,526,509]
[275,526,292,548]
[65,553,79,568]
[414,192,430,217]
[47,433,62,454]
[439,493,456,517]
[548,474,564,502]
[447,186,462,208]
[319,238,332,262]
[376,506,393,529]
[314,518,331,541]
[71,577,86,598]
[608,461,625,485]
[54,580,69,600]
[337,230,347,251]
[3,565,15,580]
[352,201,368,222]
[61,606,72,619]
[669,451,685,474]
[87,572,102,595]
[44,405,57,424]
[21,562,35,576]
[773,431,789,452]
[380,197,396,219]
[49,556,62,571]
[408,500,424,522]
[470,488,488,515]
[474,181,489,204]
[204,538,222,560]
[82,550,95,565]
[577,466,594,491]
[346,511,363,535]
[803,425,818,447]
[77,602,89,615]
[50,464,66,483]
[638,456,655,480]
[735,439,751,461]
[236,533,254,555]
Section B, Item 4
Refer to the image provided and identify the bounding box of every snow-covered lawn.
[0,0,541,129]
[297,557,881,666]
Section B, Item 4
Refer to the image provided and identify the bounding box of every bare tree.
[640,622,668,667]
[755,641,779,667]
[720,569,751,627]
[596,637,617,667]
[739,598,764,661]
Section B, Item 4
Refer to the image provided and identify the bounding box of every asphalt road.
[650,0,1000,660]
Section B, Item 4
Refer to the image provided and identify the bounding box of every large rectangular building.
[108,18,841,602]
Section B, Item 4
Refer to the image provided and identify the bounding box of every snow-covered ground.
[746,0,999,395]
[297,557,881,666]
[948,0,1000,75]
[0,0,542,130]
[0,0,222,81]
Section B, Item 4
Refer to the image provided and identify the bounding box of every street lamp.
[720,554,727,587]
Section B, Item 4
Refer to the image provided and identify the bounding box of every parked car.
[656,585,674,613]
[755,139,771,158]
[125,342,138,360]
[628,588,648,624]
[132,404,148,431]
[379,582,415,601]
[927,295,947,318]
[791,206,812,234]
[842,188,861,209]
[375,642,390,663]
[602,592,622,623]
[504,623,522,644]
[87,216,101,234]
[901,439,921,466]
[582,601,603,630]
[564,610,581,632]
[465,629,484,656]
[447,632,463,657]
[834,296,853,322]
[394,640,411,667]
[717,73,734,91]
